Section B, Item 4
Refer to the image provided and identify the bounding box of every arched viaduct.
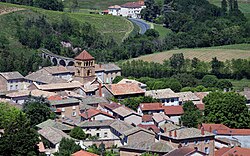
[40,48,75,66]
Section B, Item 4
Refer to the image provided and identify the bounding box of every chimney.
[164,127,166,132]
[174,130,177,137]
[99,63,102,68]
[209,126,212,133]
[99,82,102,97]
[169,131,172,137]
[201,127,205,135]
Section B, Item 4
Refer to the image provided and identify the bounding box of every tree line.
[0,0,64,11]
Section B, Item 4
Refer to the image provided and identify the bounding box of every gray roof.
[145,89,178,99]
[80,96,108,105]
[160,123,180,132]
[79,102,94,110]
[160,127,215,139]
[77,120,114,128]
[110,120,134,134]
[95,63,121,72]
[0,71,24,80]
[36,119,73,131]
[123,127,155,136]
[25,70,67,84]
[120,141,173,153]
[49,98,80,106]
[38,126,71,145]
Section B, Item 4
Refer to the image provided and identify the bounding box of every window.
[96,128,100,131]
[61,108,65,112]
[184,141,188,146]
[205,139,209,144]
[96,133,100,137]
[171,98,174,102]
[205,147,209,154]
[72,112,76,116]
[15,85,18,90]
[72,106,76,110]
[10,85,13,90]
[104,132,108,138]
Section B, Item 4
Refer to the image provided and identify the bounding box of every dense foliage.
[69,126,87,140]
[0,109,39,155]
[0,0,64,11]
[23,96,55,127]
[54,138,81,156]
[142,0,249,49]
[0,102,20,129]
[203,92,250,128]
[180,101,202,128]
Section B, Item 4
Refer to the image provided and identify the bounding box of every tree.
[35,0,64,11]
[169,53,185,72]
[54,138,81,156]
[112,76,123,84]
[0,102,20,129]
[180,101,202,128]
[201,75,218,88]
[0,112,39,156]
[70,127,87,140]
[216,79,233,90]
[203,92,250,128]
[144,29,160,38]
[211,57,224,77]
[23,96,55,127]
[221,0,228,16]
[70,0,79,12]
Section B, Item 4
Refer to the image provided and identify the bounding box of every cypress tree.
[221,0,228,16]
[228,0,233,14]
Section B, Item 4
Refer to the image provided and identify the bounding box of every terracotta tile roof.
[215,147,250,156]
[121,1,144,8]
[105,83,145,96]
[142,114,153,122]
[164,106,184,115]
[139,103,164,111]
[113,105,138,117]
[145,89,178,99]
[48,95,62,101]
[138,124,160,133]
[100,102,121,110]
[195,104,205,111]
[80,109,114,119]
[75,50,94,60]
[194,92,209,100]
[177,91,200,102]
[163,147,205,156]
[0,71,24,80]
[202,123,230,133]
[152,113,171,123]
[72,150,99,156]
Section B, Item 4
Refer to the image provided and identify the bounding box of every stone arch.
[67,61,74,66]
[52,57,58,66]
[59,60,66,66]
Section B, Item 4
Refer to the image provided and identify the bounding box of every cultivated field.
[134,44,250,63]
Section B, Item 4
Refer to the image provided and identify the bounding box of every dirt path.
[0,7,25,15]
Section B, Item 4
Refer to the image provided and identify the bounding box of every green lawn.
[154,24,172,40]
[229,79,250,91]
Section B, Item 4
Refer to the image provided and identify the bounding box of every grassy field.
[0,2,133,43]
[208,0,250,20]
[153,24,172,40]
[133,44,250,63]
[229,79,250,90]
[63,0,136,10]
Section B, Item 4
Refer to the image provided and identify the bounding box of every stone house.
[0,71,25,91]
[95,63,121,84]
[80,108,115,121]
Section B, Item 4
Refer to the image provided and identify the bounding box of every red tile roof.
[215,147,250,156]
[48,95,62,101]
[72,150,99,156]
[138,124,160,133]
[100,102,121,110]
[74,50,94,61]
[105,83,145,96]
[164,106,184,115]
[202,123,250,135]
[121,1,144,8]
[142,114,153,122]
[80,109,114,119]
[195,104,205,111]
[139,103,164,111]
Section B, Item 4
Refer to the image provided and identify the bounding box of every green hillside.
[0,2,133,43]
[63,0,136,10]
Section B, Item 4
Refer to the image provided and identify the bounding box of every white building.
[108,1,146,18]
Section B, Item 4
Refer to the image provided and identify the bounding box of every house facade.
[0,72,25,91]
[95,63,121,84]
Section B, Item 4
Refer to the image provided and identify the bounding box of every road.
[129,18,150,34]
